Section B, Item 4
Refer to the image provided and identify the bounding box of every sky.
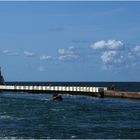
[0,1,140,82]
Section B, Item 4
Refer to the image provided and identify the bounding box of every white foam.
[71,135,76,139]
[51,108,64,112]
[0,137,23,139]
[0,115,13,120]
[0,115,24,121]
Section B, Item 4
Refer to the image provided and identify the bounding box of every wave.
[0,115,25,121]
[0,92,51,101]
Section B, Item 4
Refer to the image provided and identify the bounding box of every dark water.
[0,82,140,139]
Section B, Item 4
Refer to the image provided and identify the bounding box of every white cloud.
[2,49,19,56]
[91,40,106,49]
[24,51,34,57]
[40,55,52,60]
[101,50,117,64]
[90,40,129,70]
[132,46,140,56]
[58,49,65,55]
[133,46,140,52]
[2,49,11,54]
[58,46,79,61]
[91,40,123,50]
[90,40,140,70]
[59,54,78,61]
[100,50,125,70]
[127,46,140,61]
[107,40,123,49]
[68,46,75,50]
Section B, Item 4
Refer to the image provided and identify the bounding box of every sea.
[0,82,140,139]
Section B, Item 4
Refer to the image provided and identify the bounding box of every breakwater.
[104,90,140,99]
[0,85,140,99]
[0,85,106,97]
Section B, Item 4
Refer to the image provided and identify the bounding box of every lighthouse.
[0,67,5,85]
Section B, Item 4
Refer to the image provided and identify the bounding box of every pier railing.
[0,85,107,96]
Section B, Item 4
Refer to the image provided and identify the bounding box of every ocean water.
[0,82,140,139]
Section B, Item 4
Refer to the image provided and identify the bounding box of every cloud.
[126,46,140,67]
[91,40,123,50]
[90,40,131,70]
[127,46,140,59]
[68,46,75,50]
[59,54,78,61]
[101,50,117,64]
[100,44,140,70]
[40,55,52,60]
[2,49,11,54]
[58,49,65,55]
[133,46,140,56]
[1,49,19,56]
[24,51,34,57]
[58,46,79,61]
[101,50,124,67]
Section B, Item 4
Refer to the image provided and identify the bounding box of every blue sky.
[0,1,140,81]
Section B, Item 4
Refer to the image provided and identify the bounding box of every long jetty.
[0,68,140,99]
[0,85,107,97]
[0,85,140,99]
